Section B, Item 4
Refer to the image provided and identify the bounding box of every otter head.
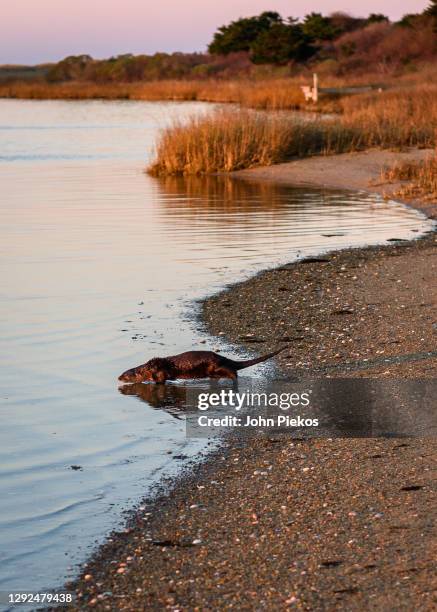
[118,358,169,383]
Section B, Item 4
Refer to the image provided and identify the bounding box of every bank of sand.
[67,150,436,611]
[235,148,437,220]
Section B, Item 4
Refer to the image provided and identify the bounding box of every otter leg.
[209,366,237,381]
[152,370,168,384]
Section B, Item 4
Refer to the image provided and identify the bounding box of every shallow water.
[0,99,432,594]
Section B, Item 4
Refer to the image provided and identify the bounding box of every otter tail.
[233,347,286,371]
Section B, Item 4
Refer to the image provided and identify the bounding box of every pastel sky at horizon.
[1,0,430,64]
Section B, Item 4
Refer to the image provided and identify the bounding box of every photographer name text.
[197,414,318,428]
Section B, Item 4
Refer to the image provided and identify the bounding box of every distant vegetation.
[0,64,50,82]
[0,4,436,91]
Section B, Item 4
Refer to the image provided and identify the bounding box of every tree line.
[208,6,436,65]
[32,4,437,83]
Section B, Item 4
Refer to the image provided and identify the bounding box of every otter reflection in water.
[119,382,208,419]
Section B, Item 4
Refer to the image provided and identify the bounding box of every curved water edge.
[0,99,434,597]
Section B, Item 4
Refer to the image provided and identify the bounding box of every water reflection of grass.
[154,174,295,211]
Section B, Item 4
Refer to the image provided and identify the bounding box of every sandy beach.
[66,149,436,611]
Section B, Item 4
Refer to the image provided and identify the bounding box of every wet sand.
[204,235,436,380]
[66,151,436,611]
[235,148,437,220]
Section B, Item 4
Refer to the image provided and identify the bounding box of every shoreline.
[233,148,437,220]
[66,153,436,610]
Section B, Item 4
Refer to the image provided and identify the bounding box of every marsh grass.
[147,110,362,175]
[0,80,201,101]
[149,85,437,175]
[341,86,437,149]
[0,78,349,112]
[381,153,437,201]
[0,79,306,108]
[2,64,437,111]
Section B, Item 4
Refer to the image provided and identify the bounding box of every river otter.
[118,348,284,384]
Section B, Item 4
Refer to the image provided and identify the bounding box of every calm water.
[0,99,432,594]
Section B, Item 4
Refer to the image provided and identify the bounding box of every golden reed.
[381,152,437,201]
[148,86,437,176]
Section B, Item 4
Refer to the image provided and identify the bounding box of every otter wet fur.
[118,348,285,384]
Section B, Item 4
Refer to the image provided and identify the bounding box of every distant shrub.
[208,12,282,55]
[316,59,340,75]
[333,20,436,73]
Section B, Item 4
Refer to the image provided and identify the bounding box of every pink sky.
[1,0,430,64]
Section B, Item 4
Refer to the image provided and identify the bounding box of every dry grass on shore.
[147,110,359,175]
[381,152,437,201]
[148,86,437,175]
[341,86,437,149]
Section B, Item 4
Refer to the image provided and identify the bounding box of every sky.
[1,0,430,65]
